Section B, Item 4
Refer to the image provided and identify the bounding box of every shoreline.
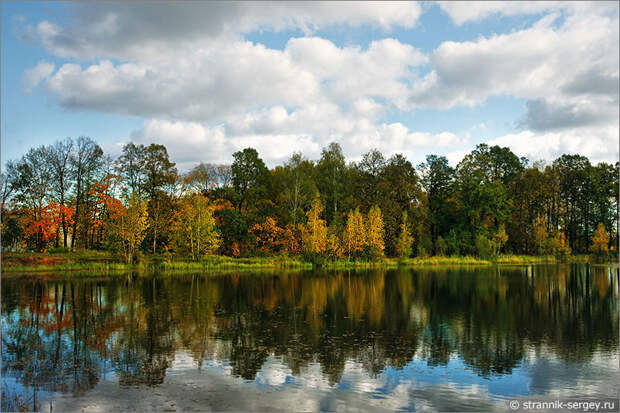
[1,252,612,275]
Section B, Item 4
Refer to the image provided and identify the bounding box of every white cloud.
[42,36,424,121]
[22,61,54,92]
[410,9,619,109]
[24,2,422,61]
[16,1,620,168]
[129,117,460,170]
[486,125,619,165]
[518,98,617,131]
[437,1,618,26]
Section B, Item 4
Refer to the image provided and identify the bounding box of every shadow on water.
[1,264,618,411]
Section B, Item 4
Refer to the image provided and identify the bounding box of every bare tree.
[46,138,74,247]
[70,137,103,249]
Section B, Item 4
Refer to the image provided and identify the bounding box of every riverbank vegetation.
[1,138,617,268]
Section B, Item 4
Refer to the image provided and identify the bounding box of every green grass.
[1,252,312,274]
[1,251,615,275]
[491,254,557,264]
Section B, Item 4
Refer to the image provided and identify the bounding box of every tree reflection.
[2,264,618,409]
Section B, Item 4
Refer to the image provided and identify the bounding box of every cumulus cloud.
[16,1,620,167]
[518,98,617,131]
[410,9,619,109]
[22,2,422,61]
[486,125,619,165]
[43,37,425,121]
[22,61,54,92]
[129,116,460,170]
[437,1,618,26]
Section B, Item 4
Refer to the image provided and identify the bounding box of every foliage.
[548,231,572,262]
[3,138,618,262]
[105,192,148,264]
[395,211,414,259]
[493,224,508,254]
[172,193,220,260]
[366,206,385,259]
[435,236,447,256]
[249,216,285,254]
[533,216,550,255]
[231,148,271,212]
[590,223,610,257]
[475,233,496,258]
[300,198,328,259]
[342,208,367,258]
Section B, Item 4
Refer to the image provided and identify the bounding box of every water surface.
[2,264,618,411]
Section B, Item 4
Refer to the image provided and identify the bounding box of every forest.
[1,137,618,264]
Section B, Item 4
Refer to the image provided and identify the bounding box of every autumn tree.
[342,208,366,259]
[89,173,122,247]
[300,198,328,257]
[105,193,148,263]
[249,217,285,254]
[492,224,508,255]
[396,211,414,259]
[543,231,571,261]
[366,205,385,259]
[23,203,58,250]
[590,223,610,257]
[173,194,220,260]
[533,216,550,255]
[281,224,300,255]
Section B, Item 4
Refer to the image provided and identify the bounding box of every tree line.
[1,137,617,262]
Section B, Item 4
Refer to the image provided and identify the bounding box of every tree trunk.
[71,175,82,250]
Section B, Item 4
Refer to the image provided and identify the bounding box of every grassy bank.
[1,252,311,273]
[1,251,613,274]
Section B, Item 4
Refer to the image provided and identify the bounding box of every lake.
[1,264,618,412]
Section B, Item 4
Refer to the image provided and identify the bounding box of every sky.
[2,1,618,171]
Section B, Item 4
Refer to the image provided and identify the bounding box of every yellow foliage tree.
[533,216,549,255]
[105,192,148,264]
[590,223,610,256]
[549,231,571,261]
[396,211,414,259]
[366,205,385,259]
[342,208,366,258]
[326,230,343,259]
[173,193,220,261]
[300,198,328,256]
[492,224,508,255]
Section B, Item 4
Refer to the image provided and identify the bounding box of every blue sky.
[2,1,618,170]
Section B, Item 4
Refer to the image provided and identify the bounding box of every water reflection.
[2,264,618,411]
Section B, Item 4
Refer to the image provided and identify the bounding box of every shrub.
[475,233,496,258]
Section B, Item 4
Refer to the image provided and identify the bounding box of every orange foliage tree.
[249,217,285,254]
[23,202,75,250]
